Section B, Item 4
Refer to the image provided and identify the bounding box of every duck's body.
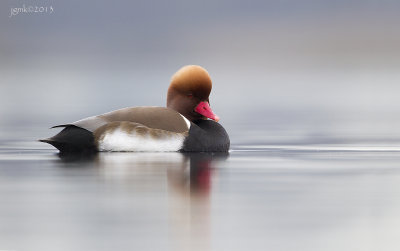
[41,107,229,152]
[41,65,230,153]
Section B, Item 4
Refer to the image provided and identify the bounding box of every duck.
[40,65,230,153]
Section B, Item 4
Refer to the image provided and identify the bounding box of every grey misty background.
[1,0,400,145]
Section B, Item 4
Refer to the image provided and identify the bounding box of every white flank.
[98,128,186,152]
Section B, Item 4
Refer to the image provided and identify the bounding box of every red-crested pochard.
[40,65,230,153]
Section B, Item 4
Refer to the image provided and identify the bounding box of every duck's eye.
[187,94,193,98]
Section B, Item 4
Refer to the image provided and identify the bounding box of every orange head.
[167,65,219,122]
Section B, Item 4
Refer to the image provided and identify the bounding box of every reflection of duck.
[57,151,228,193]
[40,65,230,153]
[167,152,228,251]
[56,151,228,251]
[167,152,229,195]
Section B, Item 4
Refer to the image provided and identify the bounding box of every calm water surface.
[1,133,400,251]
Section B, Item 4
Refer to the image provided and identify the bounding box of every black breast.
[182,120,230,152]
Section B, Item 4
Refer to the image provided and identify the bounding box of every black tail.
[40,125,97,154]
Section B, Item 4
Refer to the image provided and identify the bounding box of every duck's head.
[167,65,220,122]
